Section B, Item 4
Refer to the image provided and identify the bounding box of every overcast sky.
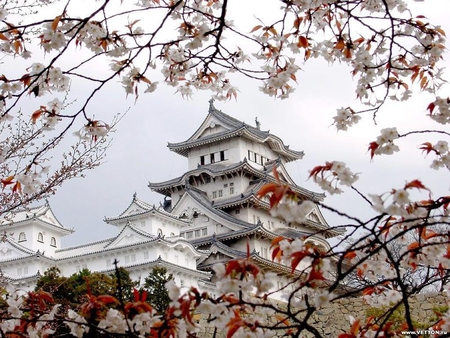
[21,0,449,247]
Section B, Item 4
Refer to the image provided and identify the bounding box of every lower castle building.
[0,101,343,298]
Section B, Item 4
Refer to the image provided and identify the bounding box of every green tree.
[34,267,75,305]
[143,267,174,314]
[111,266,139,303]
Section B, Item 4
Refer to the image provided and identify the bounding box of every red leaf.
[97,295,119,304]
[367,142,379,159]
[249,25,262,33]
[226,313,245,338]
[427,102,436,115]
[52,15,62,31]
[257,182,279,199]
[419,142,436,155]
[343,251,357,261]
[404,179,428,191]
[298,36,308,48]
[12,181,22,194]
[1,176,15,189]
[291,251,308,272]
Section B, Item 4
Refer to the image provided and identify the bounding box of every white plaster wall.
[187,140,235,170]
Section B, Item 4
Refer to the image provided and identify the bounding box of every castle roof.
[177,184,342,240]
[0,203,73,236]
[104,193,189,226]
[55,222,203,260]
[198,241,298,275]
[167,100,304,163]
[149,159,324,202]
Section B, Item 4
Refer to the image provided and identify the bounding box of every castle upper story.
[168,99,305,172]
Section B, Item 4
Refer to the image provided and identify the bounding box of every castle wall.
[197,293,448,337]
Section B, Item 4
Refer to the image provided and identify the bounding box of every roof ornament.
[255,117,261,130]
[208,98,216,113]
[133,192,137,200]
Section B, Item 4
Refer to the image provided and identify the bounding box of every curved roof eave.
[104,206,188,226]
[168,126,304,162]
[99,257,211,278]
[149,160,324,202]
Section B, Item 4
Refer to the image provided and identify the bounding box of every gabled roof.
[0,203,73,236]
[0,236,36,260]
[99,256,211,279]
[55,224,204,261]
[104,193,189,226]
[173,181,339,238]
[167,100,304,163]
[173,184,257,231]
[103,223,156,249]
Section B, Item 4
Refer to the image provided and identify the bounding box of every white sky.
[13,0,448,246]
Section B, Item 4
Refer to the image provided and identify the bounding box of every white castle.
[0,101,342,296]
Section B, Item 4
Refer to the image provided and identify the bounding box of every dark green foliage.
[143,267,173,314]
[35,266,138,305]
[34,266,76,305]
[111,266,139,303]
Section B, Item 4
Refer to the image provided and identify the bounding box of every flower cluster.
[333,108,362,131]
[428,97,450,125]
[308,161,359,195]
[368,127,400,159]
[420,140,450,170]
[368,179,432,217]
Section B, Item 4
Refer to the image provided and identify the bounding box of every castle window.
[200,155,205,165]
[195,229,201,237]
[210,153,215,163]
[220,150,226,161]
[218,190,223,197]
[202,228,207,236]
[186,231,193,239]
[18,232,26,242]
[212,191,217,198]
[50,237,56,247]
[230,187,234,194]
[37,232,44,243]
